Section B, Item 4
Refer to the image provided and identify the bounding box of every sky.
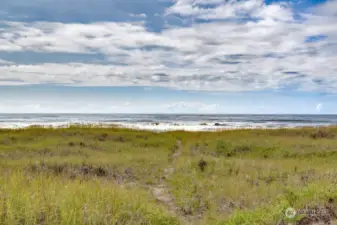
[0,0,337,114]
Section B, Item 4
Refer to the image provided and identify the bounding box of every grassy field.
[0,126,337,225]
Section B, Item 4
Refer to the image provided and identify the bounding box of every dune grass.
[0,126,337,224]
[0,172,179,225]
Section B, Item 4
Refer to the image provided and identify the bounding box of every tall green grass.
[0,172,179,225]
[0,126,337,224]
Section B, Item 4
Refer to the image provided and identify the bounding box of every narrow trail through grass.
[151,140,190,224]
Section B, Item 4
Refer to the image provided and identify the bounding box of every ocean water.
[0,114,337,131]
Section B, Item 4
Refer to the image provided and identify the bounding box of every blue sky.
[0,0,337,113]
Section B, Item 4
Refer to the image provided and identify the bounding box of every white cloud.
[166,0,293,21]
[163,101,219,112]
[123,101,131,106]
[0,59,13,65]
[316,103,323,112]
[199,103,218,112]
[312,0,337,16]
[0,0,336,92]
[0,100,139,113]
[129,13,147,18]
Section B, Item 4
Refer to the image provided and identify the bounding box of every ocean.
[0,114,337,131]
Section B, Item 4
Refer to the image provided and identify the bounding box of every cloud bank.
[0,0,337,92]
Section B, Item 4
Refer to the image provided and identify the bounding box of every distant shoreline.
[1,114,336,131]
[0,123,334,132]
